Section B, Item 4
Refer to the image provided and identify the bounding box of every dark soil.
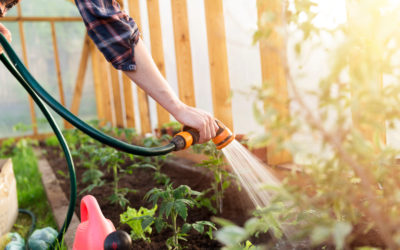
[41,144,263,249]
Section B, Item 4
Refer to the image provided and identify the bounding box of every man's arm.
[75,0,218,143]
[123,39,218,143]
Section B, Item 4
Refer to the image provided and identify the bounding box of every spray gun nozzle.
[171,120,234,151]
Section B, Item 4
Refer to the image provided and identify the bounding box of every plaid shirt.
[74,0,140,71]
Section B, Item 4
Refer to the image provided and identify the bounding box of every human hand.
[172,104,219,144]
[0,23,11,54]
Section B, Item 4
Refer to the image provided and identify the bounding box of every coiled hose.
[0,33,177,247]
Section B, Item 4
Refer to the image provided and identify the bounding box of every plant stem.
[113,164,118,193]
[218,171,223,214]
[172,211,178,248]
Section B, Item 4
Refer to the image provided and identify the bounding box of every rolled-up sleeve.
[74,0,140,71]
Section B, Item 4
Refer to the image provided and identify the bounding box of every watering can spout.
[73,195,115,250]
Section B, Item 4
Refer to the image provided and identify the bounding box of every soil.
[41,143,266,249]
[40,142,385,249]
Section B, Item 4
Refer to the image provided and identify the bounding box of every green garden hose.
[0,34,176,157]
[0,33,177,248]
[0,52,77,247]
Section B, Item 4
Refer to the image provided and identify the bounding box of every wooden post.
[91,43,112,125]
[257,0,292,165]
[122,75,136,128]
[204,0,233,129]
[171,0,196,107]
[69,34,91,124]
[147,0,170,127]
[17,5,38,135]
[115,0,136,129]
[110,66,124,127]
[127,0,152,134]
[50,22,68,128]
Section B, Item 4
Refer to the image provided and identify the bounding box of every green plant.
[139,135,171,185]
[120,205,158,242]
[217,0,400,249]
[2,139,57,236]
[79,169,105,195]
[98,147,135,208]
[192,142,234,214]
[145,184,216,249]
[44,135,59,148]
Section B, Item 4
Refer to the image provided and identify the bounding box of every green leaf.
[311,226,331,245]
[333,222,352,250]
[141,216,155,231]
[81,169,103,183]
[173,185,190,199]
[181,223,192,234]
[212,217,235,227]
[154,218,165,233]
[165,202,174,218]
[175,201,188,220]
[192,222,205,233]
[215,225,247,246]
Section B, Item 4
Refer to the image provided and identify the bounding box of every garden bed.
[41,142,264,249]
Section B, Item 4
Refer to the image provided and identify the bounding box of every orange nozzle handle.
[171,120,234,151]
[212,120,235,149]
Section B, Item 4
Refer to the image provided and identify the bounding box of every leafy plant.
[120,205,158,242]
[44,136,59,148]
[192,142,234,214]
[139,135,171,185]
[79,169,105,195]
[98,147,135,208]
[145,184,216,249]
[161,121,182,131]
[217,0,400,248]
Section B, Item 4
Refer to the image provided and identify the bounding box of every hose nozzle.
[171,120,234,151]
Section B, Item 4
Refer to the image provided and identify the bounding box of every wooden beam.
[50,22,68,128]
[204,0,233,129]
[110,66,124,127]
[90,44,106,124]
[257,0,292,165]
[122,74,136,128]
[17,5,38,135]
[102,61,114,126]
[1,17,82,22]
[171,0,196,107]
[69,34,91,126]
[127,0,142,32]
[147,0,170,127]
[127,0,152,134]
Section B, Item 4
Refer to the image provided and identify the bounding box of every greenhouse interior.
[0,0,399,249]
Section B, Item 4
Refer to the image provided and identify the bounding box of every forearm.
[123,38,218,143]
[123,38,184,117]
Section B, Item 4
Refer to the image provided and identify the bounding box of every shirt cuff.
[111,30,140,71]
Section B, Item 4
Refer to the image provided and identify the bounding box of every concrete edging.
[34,149,79,249]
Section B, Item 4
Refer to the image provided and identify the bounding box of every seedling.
[79,169,105,195]
[120,205,157,242]
[193,142,234,214]
[98,147,135,208]
[145,184,216,249]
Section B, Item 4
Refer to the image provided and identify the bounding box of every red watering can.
[73,195,115,250]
